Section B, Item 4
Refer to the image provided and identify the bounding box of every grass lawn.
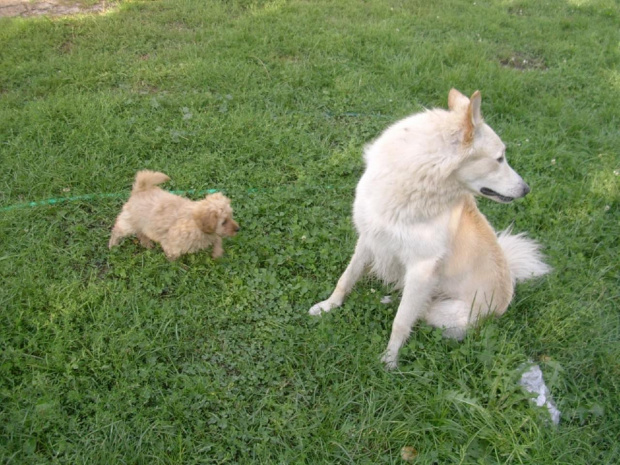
[1,0,618,463]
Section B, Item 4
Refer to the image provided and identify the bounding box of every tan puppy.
[109,171,239,260]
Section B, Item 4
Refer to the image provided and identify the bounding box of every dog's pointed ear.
[193,207,218,233]
[462,90,483,145]
[468,90,483,127]
[448,88,470,111]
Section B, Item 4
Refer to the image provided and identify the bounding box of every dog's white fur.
[309,89,550,369]
[109,170,239,260]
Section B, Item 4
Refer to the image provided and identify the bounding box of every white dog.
[309,89,550,369]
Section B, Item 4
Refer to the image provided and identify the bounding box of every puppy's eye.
[496,156,504,163]
[222,219,228,225]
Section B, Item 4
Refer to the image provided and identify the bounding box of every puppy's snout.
[229,220,240,235]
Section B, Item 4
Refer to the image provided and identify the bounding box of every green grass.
[1,0,618,463]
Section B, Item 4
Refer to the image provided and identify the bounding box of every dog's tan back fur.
[443,196,513,316]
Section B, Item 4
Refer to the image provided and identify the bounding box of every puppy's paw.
[211,247,224,259]
[308,300,338,316]
[138,235,154,249]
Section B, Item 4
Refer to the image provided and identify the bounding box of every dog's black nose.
[522,183,531,196]
[235,226,240,232]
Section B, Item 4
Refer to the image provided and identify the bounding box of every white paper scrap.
[519,364,561,425]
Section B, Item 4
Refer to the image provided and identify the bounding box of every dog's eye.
[496,156,504,163]
[222,219,228,225]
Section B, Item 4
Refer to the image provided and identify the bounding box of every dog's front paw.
[308,300,338,316]
[108,236,118,249]
[380,351,398,371]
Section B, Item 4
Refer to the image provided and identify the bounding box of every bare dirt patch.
[499,52,547,71]
[0,0,112,18]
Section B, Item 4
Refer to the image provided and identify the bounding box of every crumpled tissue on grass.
[519,364,561,425]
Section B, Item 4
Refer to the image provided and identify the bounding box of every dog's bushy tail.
[132,170,170,193]
[498,228,551,284]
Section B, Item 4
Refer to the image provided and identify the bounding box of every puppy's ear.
[193,208,219,234]
[448,88,470,111]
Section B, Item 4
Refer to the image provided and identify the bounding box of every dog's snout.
[522,183,531,197]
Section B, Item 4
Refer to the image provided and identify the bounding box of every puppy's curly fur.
[109,170,239,260]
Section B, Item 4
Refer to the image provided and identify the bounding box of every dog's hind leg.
[423,299,471,341]
[136,233,154,249]
[109,210,135,248]
[381,259,438,369]
[309,240,371,316]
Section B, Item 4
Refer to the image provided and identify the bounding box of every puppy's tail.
[498,228,551,284]
[132,170,170,194]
